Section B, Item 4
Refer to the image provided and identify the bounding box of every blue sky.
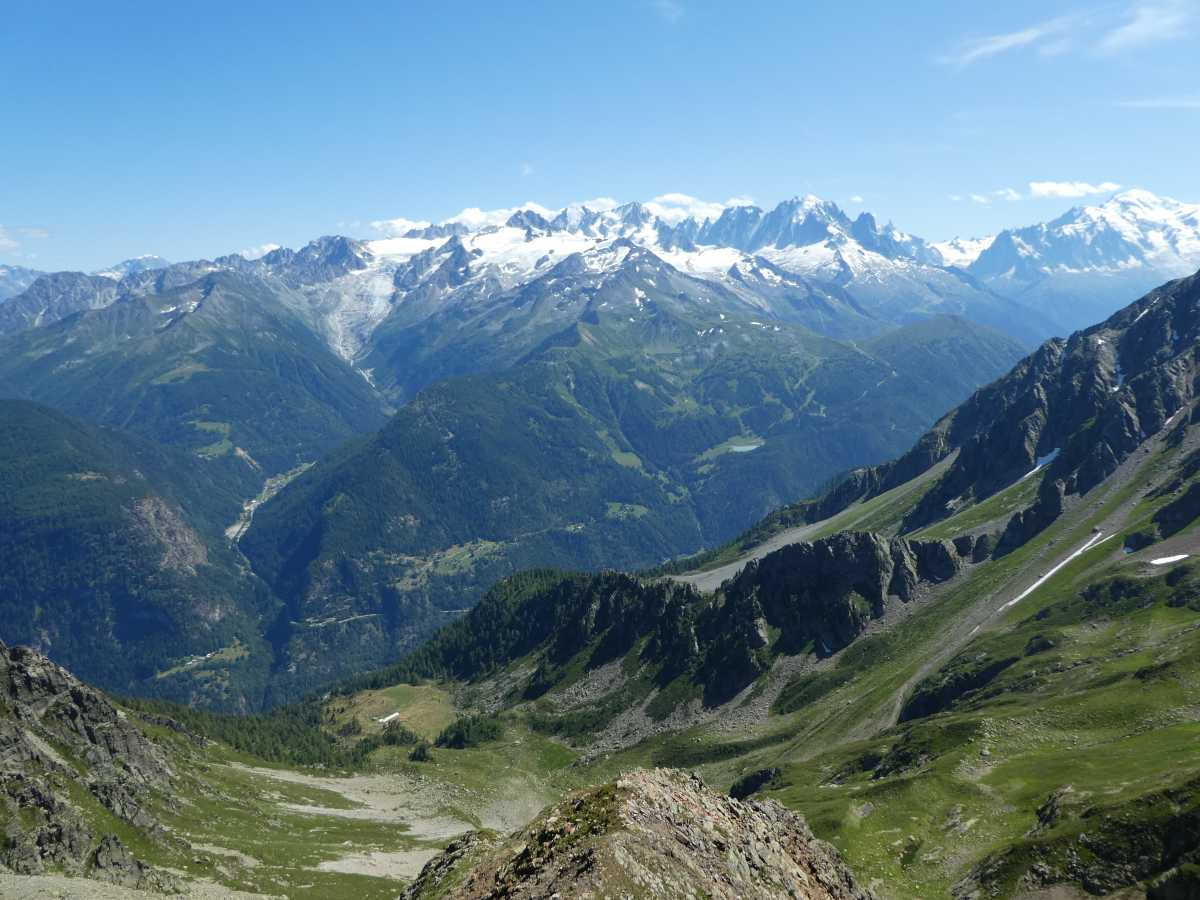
[2,0,1197,271]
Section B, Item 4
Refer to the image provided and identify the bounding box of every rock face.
[785,269,1200,556]
[0,640,173,879]
[0,272,119,336]
[726,532,971,652]
[953,775,1200,900]
[402,768,875,900]
[0,641,171,784]
[383,531,974,727]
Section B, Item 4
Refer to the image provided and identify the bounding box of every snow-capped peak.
[1107,187,1178,209]
[971,188,1200,280]
[93,255,171,280]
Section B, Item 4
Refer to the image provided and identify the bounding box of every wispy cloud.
[0,224,50,255]
[968,188,1022,205]
[1117,96,1200,109]
[653,0,684,24]
[1097,1,1192,52]
[848,195,865,204]
[941,2,1194,66]
[939,14,1080,66]
[1029,180,1122,198]
[520,162,535,177]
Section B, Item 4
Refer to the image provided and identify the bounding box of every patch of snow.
[933,235,996,268]
[656,245,746,277]
[999,532,1115,611]
[1150,554,1189,565]
[1020,448,1060,481]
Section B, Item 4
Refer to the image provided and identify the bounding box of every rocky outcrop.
[784,270,1200,556]
[0,773,93,875]
[384,533,976,728]
[402,768,875,900]
[0,640,176,880]
[723,532,970,656]
[954,775,1200,899]
[91,834,180,892]
[131,495,209,575]
[0,641,171,786]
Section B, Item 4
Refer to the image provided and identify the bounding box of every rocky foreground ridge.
[0,639,182,889]
[402,768,875,900]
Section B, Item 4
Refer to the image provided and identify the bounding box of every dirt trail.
[672,454,957,594]
[672,521,825,593]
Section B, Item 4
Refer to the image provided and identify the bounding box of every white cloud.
[643,193,753,225]
[941,3,1193,65]
[1117,96,1200,109]
[574,197,620,212]
[239,242,282,260]
[969,188,1022,205]
[520,162,535,177]
[442,202,557,229]
[370,193,750,237]
[848,195,865,204]
[0,224,49,254]
[939,14,1079,66]
[1097,1,1192,52]
[1029,180,1122,198]
[653,0,684,23]
[369,216,433,237]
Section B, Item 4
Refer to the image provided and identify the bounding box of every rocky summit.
[402,768,875,900]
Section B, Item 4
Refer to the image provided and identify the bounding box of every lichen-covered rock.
[0,641,171,786]
[0,774,92,875]
[401,768,876,900]
[0,640,180,878]
[90,834,179,892]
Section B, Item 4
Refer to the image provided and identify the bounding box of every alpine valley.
[3,188,1200,899]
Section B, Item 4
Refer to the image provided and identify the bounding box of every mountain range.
[6,189,1198,357]
[330,267,1200,899]
[1,188,1198,709]
[969,189,1200,333]
[4,263,1194,898]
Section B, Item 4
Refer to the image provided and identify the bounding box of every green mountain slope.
[0,270,388,484]
[242,312,1023,699]
[8,272,1197,899]
[0,400,275,709]
[316,270,1200,898]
